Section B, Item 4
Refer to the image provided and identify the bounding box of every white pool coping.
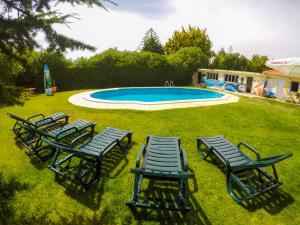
[68,87,239,111]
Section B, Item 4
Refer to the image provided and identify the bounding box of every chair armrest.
[41,137,74,152]
[181,148,188,171]
[7,113,29,124]
[27,114,45,121]
[71,131,93,146]
[233,152,293,171]
[136,144,146,168]
[238,142,261,160]
[56,127,78,140]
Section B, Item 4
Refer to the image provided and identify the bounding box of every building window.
[224,74,239,83]
[290,81,299,92]
[240,77,245,84]
[206,73,219,80]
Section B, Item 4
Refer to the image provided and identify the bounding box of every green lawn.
[0,90,299,225]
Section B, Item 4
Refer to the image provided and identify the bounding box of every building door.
[276,80,285,98]
[198,72,204,84]
[246,77,253,93]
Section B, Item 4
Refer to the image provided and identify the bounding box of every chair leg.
[76,157,101,189]
[179,178,189,210]
[131,174,143,203]
[272,165,279,181]
[118,133,133,153]
[197,139,212,160]
[50,148,61,168]
[226,172,244,204]
[127,133,133,148]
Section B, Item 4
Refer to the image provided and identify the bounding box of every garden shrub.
[16,48,209,92]
[0,82,24,106]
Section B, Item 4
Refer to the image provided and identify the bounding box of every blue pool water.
[90,88,224,103]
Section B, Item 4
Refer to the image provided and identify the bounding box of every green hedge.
[16,47,209,92]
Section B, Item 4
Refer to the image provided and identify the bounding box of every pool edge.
[68,87,239,110]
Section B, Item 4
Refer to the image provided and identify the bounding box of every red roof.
[263,70,288,77]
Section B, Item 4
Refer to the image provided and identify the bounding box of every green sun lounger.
[7,112,69,143]
[41,127,133,189]
[126,135,194,211]
[22,120,96,159]
[197,135,293,203]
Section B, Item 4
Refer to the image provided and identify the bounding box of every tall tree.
[164,25,213,57]
[0,0,115,63]
[211,48,249,71]
[138,28,164,54]
[248,54,268,72]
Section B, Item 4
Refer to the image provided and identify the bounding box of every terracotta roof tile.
[263,70,288,77]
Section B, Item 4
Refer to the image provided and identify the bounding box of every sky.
[52,0,300,59]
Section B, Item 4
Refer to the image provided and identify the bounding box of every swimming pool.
[90,87,224,102]
[69,87,239,110]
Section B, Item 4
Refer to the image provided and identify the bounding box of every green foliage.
[212,49,249,71]
[248,54,268,72]
[164,25,213,57]
[19,48,209,91]
[0,0,115,64]
[211,48,268,72]
[0,82,24,106]
[138,28,164,54]
[167,47,209,71]
[19,51,72,92]
[0,51,23,83]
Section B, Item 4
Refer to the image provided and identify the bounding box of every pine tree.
[138,28,164,54]
[0,0,116,63]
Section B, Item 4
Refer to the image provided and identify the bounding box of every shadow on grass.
[14,137,54,170]
[0,171,29,225]
[203,155,295,215]
[53,144,132,210]
[241,189,295,214]
[127,172,211,225]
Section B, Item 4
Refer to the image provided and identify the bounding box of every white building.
[193,69,266,95]
[192,68,300,99]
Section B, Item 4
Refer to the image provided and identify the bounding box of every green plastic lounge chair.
[41,127,133,188]
[126,135,194,211]
[197,135,293,203]
[7,112,69,143]
[22,119,96,159]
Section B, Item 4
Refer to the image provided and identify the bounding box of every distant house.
[192,69,265,95]
[263,70,300,98]
[192,68,300,99]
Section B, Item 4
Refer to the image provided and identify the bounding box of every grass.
[0,89,299,225]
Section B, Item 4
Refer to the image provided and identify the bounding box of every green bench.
[7,112,69,143]
[197,135,293,203]
[126,135,194,211]
[21,119,96,159]
[42,127,133,189]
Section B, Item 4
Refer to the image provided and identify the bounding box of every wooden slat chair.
[22,120,96,159]
[126,135,194,211]
[7,112,69,143]
[41,127,133,189]
[197,135,293,203]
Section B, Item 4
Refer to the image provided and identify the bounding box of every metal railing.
[165,81,175,87]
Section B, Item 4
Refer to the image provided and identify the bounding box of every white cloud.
[51,0,300,59]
